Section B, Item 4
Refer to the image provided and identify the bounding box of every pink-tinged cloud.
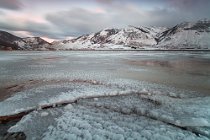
[41,37,55,43]
[93,8,107,14]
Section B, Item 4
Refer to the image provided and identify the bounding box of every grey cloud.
[132,0,210,18]
[104,0,210,17]
[0,0,23,10]
[46,8,111,36]
[107,5,182,27]
[95,0,116,4]
[0,19,63,39]
[168,0,210,19]
[144,8,185,26]
[96,0,113,3]
[1,0,210,40]
[0,11,4,15]
[45,2,210,38]
[169,0,210,9]
[105,0,210,25]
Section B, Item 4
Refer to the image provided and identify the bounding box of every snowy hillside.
[52,19,210,50]
[157,20,210,49]
[21,37,51,50]
[51,26,167,50]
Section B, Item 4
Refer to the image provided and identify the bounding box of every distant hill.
[0,31,50,50]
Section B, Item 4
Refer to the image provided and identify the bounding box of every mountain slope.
[0,31,22,50]
[0,31,50,50]
[157,20,210,49]
[51,26,167,50]
[18,37,51,50]
[52,19,210,50]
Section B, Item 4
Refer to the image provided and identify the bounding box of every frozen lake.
[0,51,210,95]
[0,51,210,140]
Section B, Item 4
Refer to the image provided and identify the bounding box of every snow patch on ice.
[40,112,49,117]
[64,104,73,110]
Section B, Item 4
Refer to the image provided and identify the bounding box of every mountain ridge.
[0,19,210,50]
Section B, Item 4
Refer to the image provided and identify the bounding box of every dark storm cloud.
[0,0,23,10]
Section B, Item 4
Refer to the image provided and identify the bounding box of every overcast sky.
[0,0,209,42]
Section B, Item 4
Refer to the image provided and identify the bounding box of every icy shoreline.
[0,79,210,139]
[0,51,210,139]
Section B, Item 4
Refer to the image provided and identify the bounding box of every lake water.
[0,51,209,95]
[0,51,210,139]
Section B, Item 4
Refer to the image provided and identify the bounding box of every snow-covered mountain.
[157,19,210,49]
[1,19,210,50]
[0,31,51,50]
[51,19,210,50]
[51,26,167,50]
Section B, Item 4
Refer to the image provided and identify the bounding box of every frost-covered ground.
[0,51,210,140]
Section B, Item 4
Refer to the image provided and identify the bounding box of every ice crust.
[6,81,210,139]
[9,103,209,140]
